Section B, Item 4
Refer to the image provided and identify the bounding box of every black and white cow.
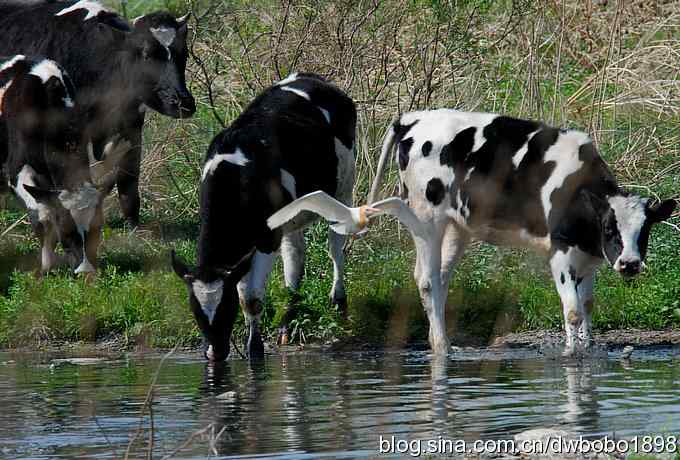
[0,55,119,274]
[0,0,196,226]
[369,109,676,356]
[171,73,356,362]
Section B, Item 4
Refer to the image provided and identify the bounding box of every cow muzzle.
[615,258,643,277]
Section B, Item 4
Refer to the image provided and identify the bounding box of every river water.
[0,347,678,459]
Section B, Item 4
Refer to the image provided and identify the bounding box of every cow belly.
[471,224,552,254]
[334,138,354,204]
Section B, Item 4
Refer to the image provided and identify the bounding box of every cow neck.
[77,50,141,135]
[195,177,251,270]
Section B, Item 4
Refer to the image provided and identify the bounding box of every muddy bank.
[492,328,680,349]
[3,328,678,358]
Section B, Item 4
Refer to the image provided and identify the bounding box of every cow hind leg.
[440,223,469,295]
[114,134,141,227]
[278,230,305,345]
[237,250,276,359]
[328,228,348,316]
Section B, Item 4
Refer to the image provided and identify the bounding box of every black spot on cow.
[473,117,542,176]
[398,138,413,171]
[426,178,446,206]
[440,126,476,168]
[560,273,565,284]
[422,141,432,157]
[401,183,409,200]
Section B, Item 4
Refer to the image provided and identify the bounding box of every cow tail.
[368,121,398,204]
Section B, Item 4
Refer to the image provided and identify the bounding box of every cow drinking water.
[0,0,196,226]
[367,109,676,356]
[1,55,121,274]
[171,73,356,361]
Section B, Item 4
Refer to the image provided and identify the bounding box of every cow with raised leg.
[1,55,121,274]
[0,0,196,226]
[171,73,356,361]
[367,109,676,356]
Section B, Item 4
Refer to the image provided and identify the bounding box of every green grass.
[1,0,679,349]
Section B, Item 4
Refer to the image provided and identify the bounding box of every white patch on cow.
[608,195,648,270]
[276,73,298,86]
[132,15,143,25]
[512,129,541,168]
[280,86,310,101]
[29,60,63,83]
[192,279,224,325]
[13,165,52,223]
[201,148,250,181]
[55,1,109,20]
[540,130,590,221]
[150,27,175,60]
[317,106,330,123]
[58,183,99,236]
[280,169,296,198]
[28,60,74,107]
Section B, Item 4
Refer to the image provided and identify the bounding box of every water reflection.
[0,348,677,459]
[561,362,598,430]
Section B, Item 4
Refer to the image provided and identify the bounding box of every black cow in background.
[0,0,196,226]
[1,55,121,274]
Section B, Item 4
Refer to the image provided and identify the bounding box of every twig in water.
[123,344,178,460]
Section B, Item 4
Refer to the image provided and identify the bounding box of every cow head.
[586,192,676,276]
[171,250,253,362]
[129,12,195,118]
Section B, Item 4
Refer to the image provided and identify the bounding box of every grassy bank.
[1,0,678,349]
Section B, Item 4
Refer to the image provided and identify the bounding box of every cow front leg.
[237,250,276,359]
[577,273,596,349]
[550,250,582,357]
[278,230,305,344]
[414,227,448,355]
[114,131,141,227]
[328,228,347,316]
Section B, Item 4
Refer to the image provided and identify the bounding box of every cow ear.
[170,250,194,282]
[219,249,255,281]
[95,21,129,47]
[177,13,189,31]
[648,199,677,223]
[23,184,59,204]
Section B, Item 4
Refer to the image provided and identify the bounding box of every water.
[0,347,678,459]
